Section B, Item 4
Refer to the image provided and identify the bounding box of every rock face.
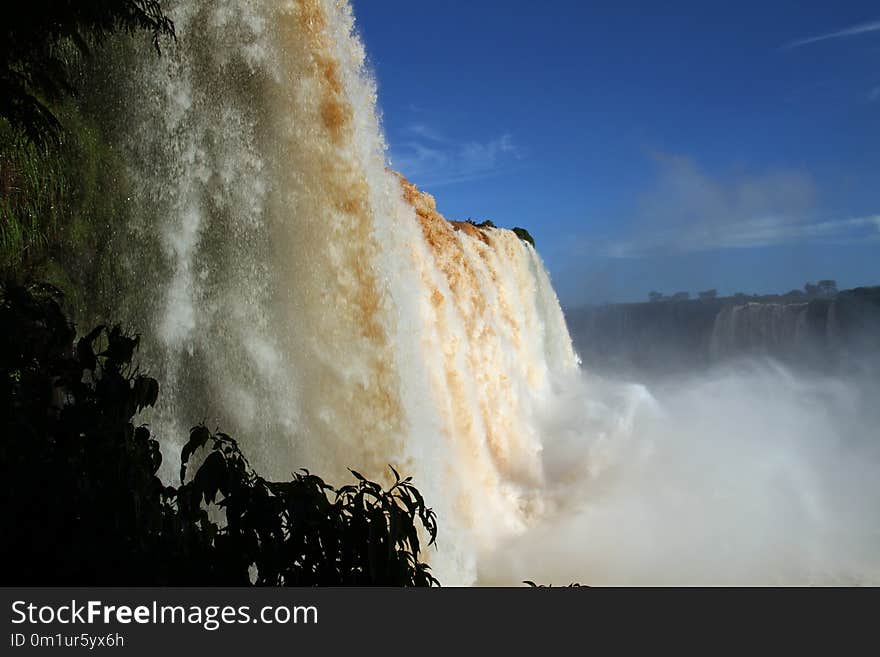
[396,173,495,246]
[567,287,880,380]
[567,299,723,379]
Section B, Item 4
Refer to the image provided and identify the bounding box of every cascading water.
[97,0,579,584]
[710,302,811,360]
[90,0,880,585]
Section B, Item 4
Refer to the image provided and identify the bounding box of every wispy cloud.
[603,153,880,257]
[607,214,880,257]
[388,123,522,187]
[782,19,880,50]
[869,85,880,101]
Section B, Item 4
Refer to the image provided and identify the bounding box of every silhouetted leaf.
[193,451,226,504]
[180,425,211,483]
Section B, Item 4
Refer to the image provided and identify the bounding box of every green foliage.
[0,0,174,143]
[0,1,171,318]
[0,122,68,271]
[0,282,439,586]
[178,428,439,586]
[512,226,535,247]
[0,99,135,325]
[464,219,533,244]
[0,281,189,584]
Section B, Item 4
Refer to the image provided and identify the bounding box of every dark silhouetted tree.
[817,279,838,298]
[0,282,438,586]
[466,218,496,229]
[512,227,535,247]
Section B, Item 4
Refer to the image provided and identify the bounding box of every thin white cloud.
[869,86,880,101]
[782,19,880,50]
[602,154,880,257]
[606,215,880,258]
[389,124,521,187]
[404,123,450,143]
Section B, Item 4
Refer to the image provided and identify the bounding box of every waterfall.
[98,0,578,584]
[710,302,811,360]
[86,0,880,585]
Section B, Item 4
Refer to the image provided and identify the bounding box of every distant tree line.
[647,290,702,303]
[647,280,838,303]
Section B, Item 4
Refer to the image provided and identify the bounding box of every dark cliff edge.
[566,286,880,381]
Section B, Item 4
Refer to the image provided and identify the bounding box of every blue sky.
[353,1,880,305]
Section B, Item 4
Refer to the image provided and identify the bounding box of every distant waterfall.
[710,302,811,360]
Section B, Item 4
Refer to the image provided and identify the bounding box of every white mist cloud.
[479,362,880,585]
[389,123,521,187]
[604,154,880,257]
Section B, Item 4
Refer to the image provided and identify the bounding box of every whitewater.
[96,0,880,585]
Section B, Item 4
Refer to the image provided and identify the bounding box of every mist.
[478,339,880,585]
